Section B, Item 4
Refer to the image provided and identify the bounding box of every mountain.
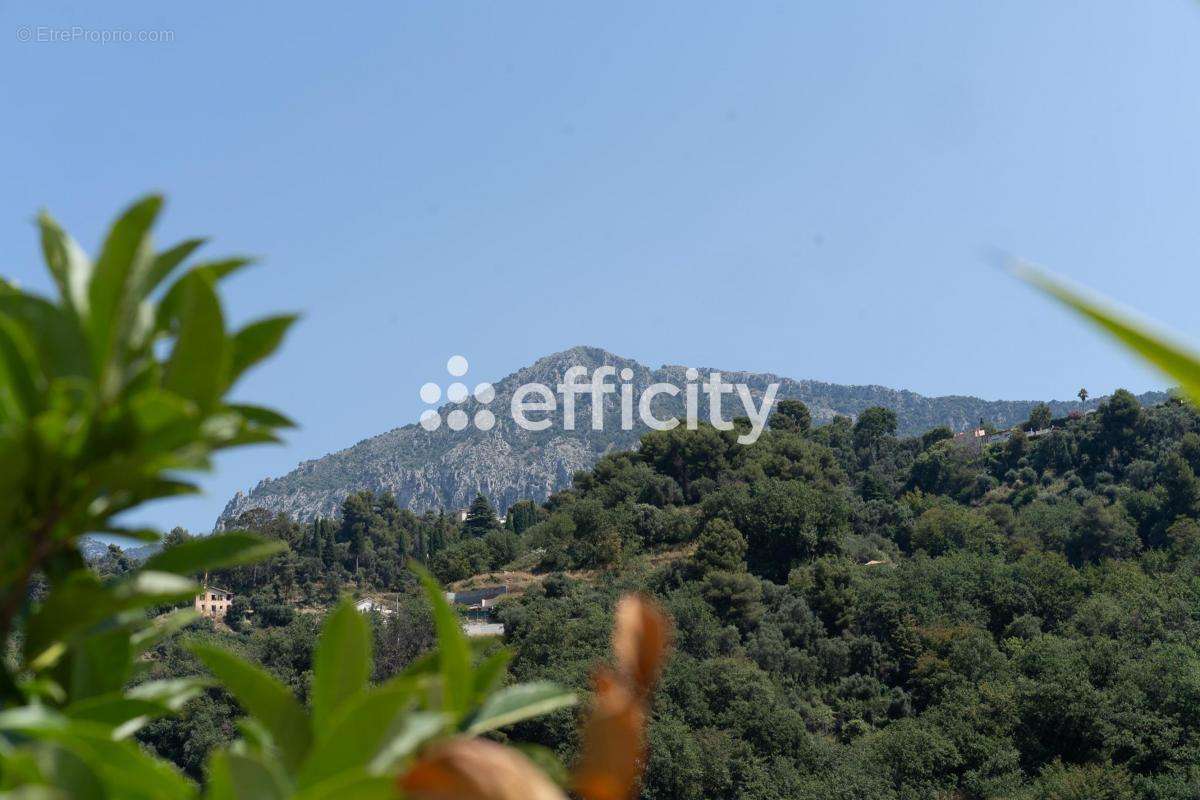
[78,536,111,561]
[215,346,1166,529]
[79,536,161,561]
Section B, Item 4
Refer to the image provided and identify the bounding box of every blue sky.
[3,1,1199,533]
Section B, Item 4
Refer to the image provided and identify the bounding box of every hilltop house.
[195,586,234,619]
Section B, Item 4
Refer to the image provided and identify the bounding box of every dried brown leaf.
[399,738,567,800]
[571,669,646,800]
[611,594,671,698]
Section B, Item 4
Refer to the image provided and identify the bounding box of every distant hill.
[79,536,160,561]
[215,346,1166,529]
[79,536,111,561]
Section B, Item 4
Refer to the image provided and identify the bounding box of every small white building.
[355,598,394,616]
[454,509,506,524]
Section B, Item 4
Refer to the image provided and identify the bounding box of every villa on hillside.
[195,586,234,619]
[454,509,506,524]
[952,420,1065,453]
[446,585,508,637]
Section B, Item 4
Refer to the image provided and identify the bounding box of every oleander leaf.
[411,563,471,717]
[189,643,312,773]
[465,682,576,736]
[142,531,286,576]
[310,598,371,730]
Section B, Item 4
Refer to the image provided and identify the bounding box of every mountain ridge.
[215,346,1166,529]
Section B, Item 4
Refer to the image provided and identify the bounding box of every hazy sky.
[4,1,1199,533]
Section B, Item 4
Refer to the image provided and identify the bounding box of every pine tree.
[463,494,499,537]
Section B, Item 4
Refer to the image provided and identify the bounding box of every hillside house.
[355,597,394,616]
[446,586,508,613]
[195,586,233,619]
[454,509,506,524]
[447,585,508,636]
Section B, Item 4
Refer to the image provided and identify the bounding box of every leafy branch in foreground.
[0,195,295,796]
[397,589,672,800]
[0,196,673,799]
[181,565,575,799]
[184,566,673,800]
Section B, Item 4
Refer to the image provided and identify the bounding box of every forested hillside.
[215,345,1164,529]
[131,390,1200,799]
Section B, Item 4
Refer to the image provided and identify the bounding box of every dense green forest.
[122,390,1200,799]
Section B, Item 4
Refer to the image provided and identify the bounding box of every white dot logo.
[418,355,496,432]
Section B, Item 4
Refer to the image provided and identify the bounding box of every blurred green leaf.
[298,681,423,788]
[67,626,133,701]
[126,677,211,710]
[91,526,163,543]
[471,648,512,700]
[64,695,172,738]
[142,531,287,576]
[234,716,278,760]
[27,742,104,800]
[411,563,472,717]
[203,750,287,800]
[88,195,162,380]
[0,315,41,419]
[291,771,397,800]
[131,609,202,654]
[230,315,297,384]
[0,711,195,800]
[141,238,206,298]
[163,272,228,410]
[464,682,577,736]
[119,570,200,599]
[311,598,372,731]
[225,403,296,429]
[1017,262,1200,403]
[157,258,252,333]
[37,210,91,315]
[394,648,440,681]
[25,572,197,670]
[189,643,313,773]
[366,711,445,775]
[0,294,89,379]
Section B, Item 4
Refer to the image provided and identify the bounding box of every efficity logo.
[419,355,497,432]
[419,355,780,445]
